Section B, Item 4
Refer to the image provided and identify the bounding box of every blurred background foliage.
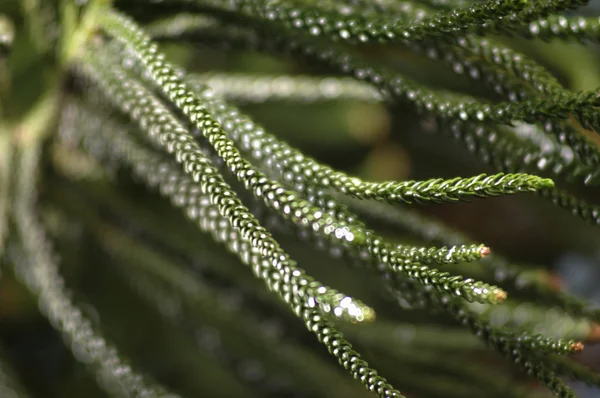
[2,0,600,397]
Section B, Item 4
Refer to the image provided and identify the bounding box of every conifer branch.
[159,0,567,43]
[158,20,600,227]
[335,0,571,102]
[416,0,475,9]
[83,69,486,272]
[388,275,583,356]
[189,73,383,103]
[189,69,600,183]
[544,354,600,389]
[10,145,184,398]
[344,196,600,323]
[60,210,364,398]
[92,12,510,303]
[62,95,589,397]
[538,187,600,225]
[69,107,405,398]
[467,300,595,341]
[153,13,600,186]
[159,17,600,155]
[156,15,597,169]
[7,0,600,396]
[478,0,588,37]
[80,48,377,324]
[83,61,375,325]
[335,0,569,101]
[185,76,554,204]
[179,79,509,300]
[70,103,576,377]
[516,358,576,398]
[524,15,600,42]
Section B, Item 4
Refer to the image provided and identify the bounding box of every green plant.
[2,0,600,397]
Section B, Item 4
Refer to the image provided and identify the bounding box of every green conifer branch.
[415,0,475,9]
[170,10,600,171]
[166,19,600,129]
[190,72,383,103]
[388,275,584,356]
[161,0,585,43]
[189,69,600,182]
[378,276,580,396]
[348,343,545,398]
[80,49,375,325]
[10,145,184,398]
[152,12,600,183]
[58,97,517,391]
[544,354,600,389]
[516,358,576,398]
[524,15,600,42]
[443,35,563,96]
[467,301,594,341]
[343,196,600,323]
[72,217,366,398]
[185,76,553,204]
[183,75,492,266]
[63,88,501,317]
[90,12,510,303]
[550,121,600,168]
[164,21,600,227]
[538,187,600,225]
[178,80,512,301]
[171,20,600,219]
[410,23,600,167]
[478,0,588,37]
[434,120,600,223]
[5,0,600,396]
[83,202,540,397]
[95,11,377,245]
[336,0,568,100]
[76,112,405,398]
[59,90,584,394]
[158,17,597,183]
[330,0,430,19]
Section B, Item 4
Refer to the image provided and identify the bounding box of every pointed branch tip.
[539,178,555,189]
[570,342,584,352]
[361,307,376,323]
[479,246,491,257]
[495,290,507,303]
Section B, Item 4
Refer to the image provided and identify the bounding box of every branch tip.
[570,341,584,352]
[539,178,555,189]
[495,289,507,303]
[479,246,491,257]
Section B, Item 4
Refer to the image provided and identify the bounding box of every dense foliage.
[2,0,600,397]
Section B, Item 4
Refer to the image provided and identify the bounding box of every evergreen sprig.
[61,96,589,397]
[67,103,404,397]
[164,19,600,223]
[81,47,378,325]
[9,145,183,398]
[3,0,600,397]
[167,0,572,43]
